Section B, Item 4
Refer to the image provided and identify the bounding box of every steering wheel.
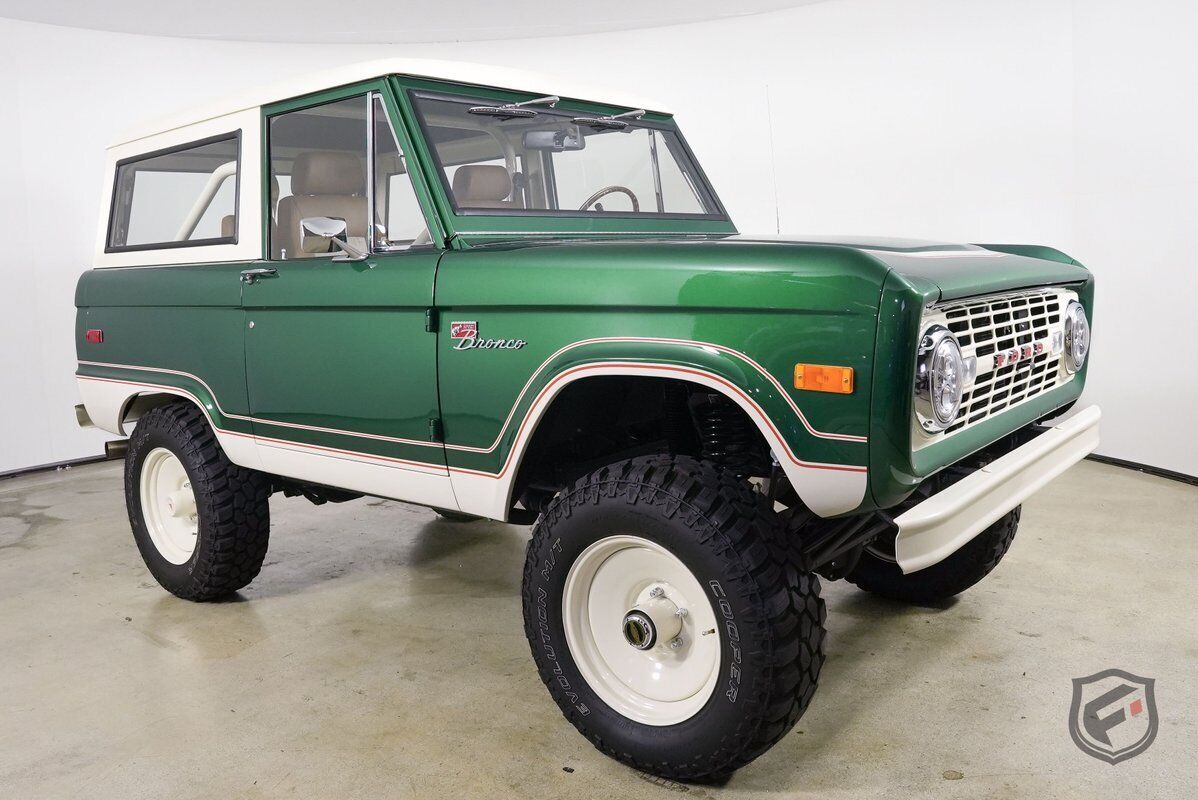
[579,185,640,212]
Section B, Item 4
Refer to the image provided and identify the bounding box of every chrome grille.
[919,289,1075,442]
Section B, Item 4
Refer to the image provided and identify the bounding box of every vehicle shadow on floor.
[404,518,508,566]
[240,497,528,600]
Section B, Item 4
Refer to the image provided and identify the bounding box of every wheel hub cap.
[622,611,656,650]
[622,590,684,651]
[165,488,196,519]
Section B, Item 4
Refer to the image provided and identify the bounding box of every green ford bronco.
[75,59,1099,780]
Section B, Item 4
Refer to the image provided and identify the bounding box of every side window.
[269,95,369,260]
[372,95,428,248]
[107,134,239,251]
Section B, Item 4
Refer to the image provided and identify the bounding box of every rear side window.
[107,133,240,252]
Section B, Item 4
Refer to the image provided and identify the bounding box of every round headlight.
[915,325,965,432]
[1063,301,1090,373]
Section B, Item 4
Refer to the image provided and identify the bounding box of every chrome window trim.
[366,92,376,254]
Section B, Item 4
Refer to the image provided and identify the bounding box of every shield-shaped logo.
[1069,669,1158,764]
[450,321,478,340]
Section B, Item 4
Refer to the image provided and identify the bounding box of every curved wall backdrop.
[1,0,1195,476]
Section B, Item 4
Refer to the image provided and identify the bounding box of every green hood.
[459,233,1090,305]
[725,235,1090,302]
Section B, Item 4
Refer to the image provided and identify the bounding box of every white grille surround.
[914,287,1079,447]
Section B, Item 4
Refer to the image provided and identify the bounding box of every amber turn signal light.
[794,364,853,394]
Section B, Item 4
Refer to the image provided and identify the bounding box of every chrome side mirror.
[299,216,366,261]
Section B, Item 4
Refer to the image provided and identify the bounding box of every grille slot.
[921,289,1074,441]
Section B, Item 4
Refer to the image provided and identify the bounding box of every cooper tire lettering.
[710,583,743,703]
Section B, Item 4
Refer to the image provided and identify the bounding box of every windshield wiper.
[571,109,646,130]
[468,95,559,120]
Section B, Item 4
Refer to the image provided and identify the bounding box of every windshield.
[410,92,725,219]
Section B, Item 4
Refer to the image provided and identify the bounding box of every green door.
[242,250,442,465]
[243,88,446,477]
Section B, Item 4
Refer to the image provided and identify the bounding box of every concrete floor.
[1,459,1194,799]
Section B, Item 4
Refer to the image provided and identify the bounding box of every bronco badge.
[449,320,477,340]
[450,320,526,351]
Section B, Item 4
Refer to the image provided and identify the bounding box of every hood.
[723,235,1090,301]
[455,232,1090,306]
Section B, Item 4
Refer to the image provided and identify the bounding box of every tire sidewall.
[125,417,208,590]
[526,491,774,768]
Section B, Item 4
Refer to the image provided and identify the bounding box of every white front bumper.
[893,405,1101,574]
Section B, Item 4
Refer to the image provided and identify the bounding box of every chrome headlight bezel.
[914,324,966,433]
[1063,300,1090,373]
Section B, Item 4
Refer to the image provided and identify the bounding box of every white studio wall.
[1,0,1195,476]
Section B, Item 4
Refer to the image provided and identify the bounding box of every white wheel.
[562,535,721,726]
[138,447,198,565]
[127,403,271,600]
[526,457,826,779]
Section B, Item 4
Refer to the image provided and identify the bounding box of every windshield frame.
[392,77,737,240]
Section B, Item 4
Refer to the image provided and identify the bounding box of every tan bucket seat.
[276,151,367,258]
[451,164,516,209]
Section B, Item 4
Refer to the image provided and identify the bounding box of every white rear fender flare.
[76,376,262,469]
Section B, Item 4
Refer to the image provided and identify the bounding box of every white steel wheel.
[562,534,721,726]
[126,402,272,601]
[138,447,199,565]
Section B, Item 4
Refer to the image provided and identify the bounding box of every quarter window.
[107,134,240,251]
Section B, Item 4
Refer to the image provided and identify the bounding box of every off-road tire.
[847,506,1021,604]
[521,455,825,781]
[125,402,271,601]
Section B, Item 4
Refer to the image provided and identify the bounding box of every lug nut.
[649,586,665,599]
[675,608,688,619]
[670,636,684,649]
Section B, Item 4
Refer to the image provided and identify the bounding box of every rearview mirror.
[523,127,585,152]
[300,216,365,261]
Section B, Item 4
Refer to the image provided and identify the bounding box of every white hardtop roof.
[112,58,671,148]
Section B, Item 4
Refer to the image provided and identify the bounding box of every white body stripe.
[77,374,264,470]
[254,441,459,509]
[77,348,869,519]
[78,376,458,510]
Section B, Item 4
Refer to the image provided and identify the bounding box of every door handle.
[240,267,278,285]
